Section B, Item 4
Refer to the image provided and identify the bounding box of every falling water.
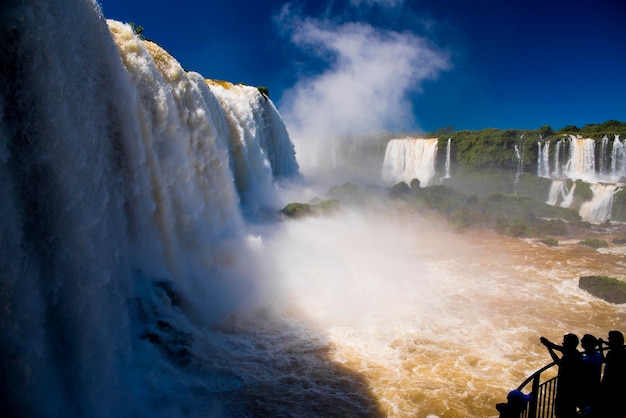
[611,135,625,181]
[553,138,564,178]
[599,135,610,176]
[513,134,524,194]
[382,138,439,186]
[1,2,298,416]
[579,183,623,222]
[537,138,550,178]
[3,2,626,418]
[565,135,596,181]
[545,180,576,208]
[444,137,452,179]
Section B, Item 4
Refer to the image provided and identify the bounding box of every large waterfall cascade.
[1,2,298,416]
[537,134,625,221]
[382,137,439,187]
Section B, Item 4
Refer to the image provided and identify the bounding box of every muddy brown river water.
[262,208,626,417]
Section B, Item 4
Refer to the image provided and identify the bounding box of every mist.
[276,2,450,182]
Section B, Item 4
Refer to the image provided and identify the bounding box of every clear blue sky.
[99,0,626,133]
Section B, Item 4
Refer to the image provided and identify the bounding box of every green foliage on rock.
[572,180,593,209]
[257,86,269,98]
[129,22,146,40]
[391,179,580,236]
[281,200,340,219]
[580,238,609,249]
[539,237,559,246]
[579,275,626,304]
[612,189,626,222]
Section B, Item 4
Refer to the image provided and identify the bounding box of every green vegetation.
[572,180,593,208]
[281,200,339,218]
[539,237,559,247]
[257,86,269,98]
[129,22,145,40]
[391,180,580,237]
[579,238,609,249]
[579,275,626,304]
[612,189,626,221]
[421,120,626,175]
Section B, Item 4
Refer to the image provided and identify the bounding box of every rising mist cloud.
[275,3,449,175]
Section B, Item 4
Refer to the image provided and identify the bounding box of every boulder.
[579,275,626,304]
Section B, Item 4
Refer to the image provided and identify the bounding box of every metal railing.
[509,345,611,418]
[515,361,558,418]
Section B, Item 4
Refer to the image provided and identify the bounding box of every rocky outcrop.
[579,275,626,304]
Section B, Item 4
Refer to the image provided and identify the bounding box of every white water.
[444,138,452,179]
[611,135,625,180]
[537,140,550,178]
[539,134,625,221]
[1,2,297,416]
[3,2,626,418]
[382,138,439,186]
[565,135,597,182]
[579,183,623,222]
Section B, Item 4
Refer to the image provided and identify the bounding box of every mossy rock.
[281,203,312,218]
[572,180,593,209]
[612,237,626,244]
[281,200,340,219]
[579,275,626,304]
[580,238,609,249]
[539,237,558,246]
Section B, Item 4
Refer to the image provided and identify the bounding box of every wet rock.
[579,275,626,304]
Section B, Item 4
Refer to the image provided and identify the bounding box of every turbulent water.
[2,1,625,418]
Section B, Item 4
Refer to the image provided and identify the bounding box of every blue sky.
[99,0,626,133]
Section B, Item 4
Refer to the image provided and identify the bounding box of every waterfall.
[545,180,576,208]
[0,2,298,417]
[444,137,451,178]
[552,140,563,178]
[537,139,550,178]
[513,134,524,194]
[611,134,625,180]
[565,135,596,181]
[382,138,439,186]
[599,135,610,176]
[579,183,623,222]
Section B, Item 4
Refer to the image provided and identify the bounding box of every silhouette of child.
[496,390,532,418]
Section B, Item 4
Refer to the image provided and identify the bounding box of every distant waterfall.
[611,135,625,180]
[382,138,439,186]
[537,139,550,178]
[599,135,610,176]
[538,134,626,221]
[565,135,596,181]
[444,138,452,178]
[579,184,623,222]
[0,4,299,417]
[546,180,576,208]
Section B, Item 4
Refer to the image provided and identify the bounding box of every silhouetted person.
[496,390,532,418]
[580,334,602,416]
[540,334,584,418]
[598,330,626,418]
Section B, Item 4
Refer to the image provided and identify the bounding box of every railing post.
[528,373,540,418]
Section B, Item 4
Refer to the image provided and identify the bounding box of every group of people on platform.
[497,330,626,418]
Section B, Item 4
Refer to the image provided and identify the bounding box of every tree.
[129,22,145,40]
